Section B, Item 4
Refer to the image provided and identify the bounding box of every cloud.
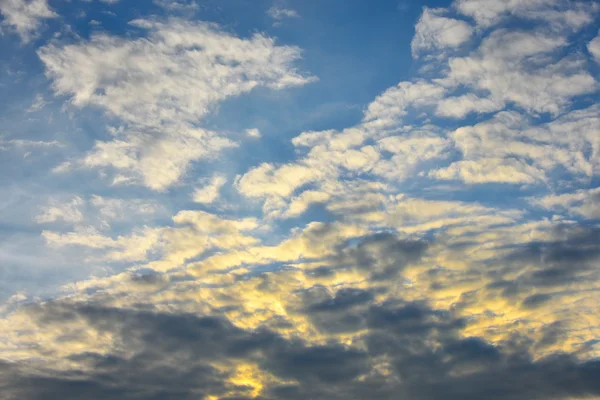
[2,290,600,400]
[236,162,325,200]
[35,195,161,229]
[454,0,598,31]
[440,29,597,116]
[3,0,600,398]
[530,188,600,219]
[589,30,600,63]
[267,6,299,21]
[192,175,227,204]
[35,196,85,224]
[0,0,56,42]
[411,8,473,58]
[429,107,600,184]
[363,81,446,127]
[245,128,262,138]
[41,209,260,268]
[40,19,315,190]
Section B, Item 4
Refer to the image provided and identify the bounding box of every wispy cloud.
[0,0,56,42]
[267,5,299,21]
[40,18,315,190]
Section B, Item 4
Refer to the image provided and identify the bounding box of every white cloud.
[42,210,260,269]
[0,0,56,42]
[153,0,198,12]
[36,195,161,230]
[192,175,227,204]
[454,0,597,31]
[435,94,503,118]
[362,81,446,128]
[430,158,545,184]
[245,128,262,139]
[39,18,315,190]
[80,125,236,191]
[411,8,473,58]
[0,138,61,151]
[35,197,85,224]
[589,30,600,63]
[441,29,597,115]
[429,106,600,185]
[267,6,299,20]
[372,131,449,180]
[42,226,162,263]
[89,195,160,223]
[531,188,600,219]
[236,162,324,199]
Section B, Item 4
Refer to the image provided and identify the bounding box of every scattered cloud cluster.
[0,0,56,42]
[40,18,314,190]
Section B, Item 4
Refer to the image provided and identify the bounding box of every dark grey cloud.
[2,223,600,400]
[4,296,600,400]
[329,232,429,280]
[486,223,600,301]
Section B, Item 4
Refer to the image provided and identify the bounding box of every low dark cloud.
[330,233,429,280]
[487,224,600,300]
[3,297,600,400]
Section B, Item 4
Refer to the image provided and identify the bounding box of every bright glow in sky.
[1,0,600,398]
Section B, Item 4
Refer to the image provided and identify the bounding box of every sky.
[0,0,600,398]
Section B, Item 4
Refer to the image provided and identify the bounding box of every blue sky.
[1,0,600,399]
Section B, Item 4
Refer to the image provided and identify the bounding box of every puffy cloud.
[429,107,600,184]
[454,0,598,31]
[0,0,56,42]
[77,126,236,191]
[441,29,597,116]
[531,188,600,219]
[245,128,262,138]
[192,175,227,204]
[41,209,260,268]
[430,158,545,184]
[363,81,446,128]
[435,94,503,118]
[36,195,161,229]
[589,30,600,63]
[236,162,325,199]
[412,8,473,58]
[35,196,85,224]
[89,195,160,223]
[40,19,315,190]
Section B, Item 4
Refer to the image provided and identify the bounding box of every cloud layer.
[1,0,600,399]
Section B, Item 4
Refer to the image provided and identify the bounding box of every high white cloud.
[36,195,161,229]
[531,188,600,219]
[267,6,299,20]
[411,8,473,58]
[0,0,56,42]
[429,106,600,184]
[192,175,227,204]
[455,0,597,31]
[362,81,446,128]
[35,197,85,224]
[589,30,600,64]
[40,19,315,190]
[78,126,236,191]
[440,29,597,116]
[245,128,262,138]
